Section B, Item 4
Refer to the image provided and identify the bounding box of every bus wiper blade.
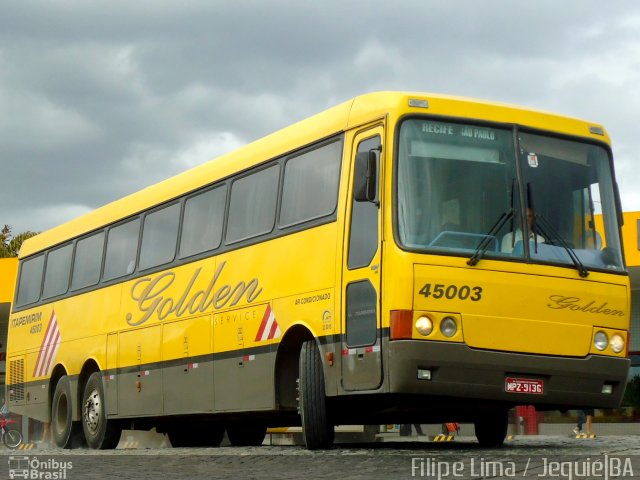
[534,214,589,278]
[467,208,514,267]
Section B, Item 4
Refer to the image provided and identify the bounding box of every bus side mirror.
[354,150,378,203]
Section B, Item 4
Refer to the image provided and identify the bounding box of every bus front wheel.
[82,372,122,449]
[51,376,85,449]
[474,409,508,447]
[298,340,334,449]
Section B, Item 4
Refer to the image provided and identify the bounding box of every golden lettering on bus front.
[546,295,625,317]
[126,261,263,326]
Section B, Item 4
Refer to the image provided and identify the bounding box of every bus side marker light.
[601,384,613,395]
[417,369,432,380]
[325,352,334,367]
[409,99,429,108]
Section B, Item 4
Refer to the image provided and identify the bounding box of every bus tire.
[82,372,122,449]
[167,423,224,447]
[474,409,508,447]
[226,423,267,446]
[298,340,334,450]
[51,376,85,449]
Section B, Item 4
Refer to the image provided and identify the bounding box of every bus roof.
[20,91,609,258]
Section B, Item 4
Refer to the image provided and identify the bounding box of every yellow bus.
[6,92,630,449]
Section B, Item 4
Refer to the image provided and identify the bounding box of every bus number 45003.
[419,283,483,301]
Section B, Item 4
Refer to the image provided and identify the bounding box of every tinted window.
[103,219,140,281]
[42,244,73,299]
[16,255,45,306]
[345,280,378,347]
[71,232,105,291]
[179,186,226,258]
[139,203,180,270]
[280,141,342,228]
[226,165,279,244]
[348,136,380,269]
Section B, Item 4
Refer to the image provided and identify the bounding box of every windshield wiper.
[534,214,589,278]
[467,208,514,266]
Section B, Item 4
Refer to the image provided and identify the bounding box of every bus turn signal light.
[390,310,413,340]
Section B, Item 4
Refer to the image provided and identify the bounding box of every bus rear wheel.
[51,376,85,449]
[474,409,508,447]
[82,372,122,449]
[298,340,334,449]
[226,423,267,446]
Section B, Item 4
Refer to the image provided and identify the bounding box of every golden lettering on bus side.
[126,261,263,326]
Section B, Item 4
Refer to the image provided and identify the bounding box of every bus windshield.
[396,118,624,273]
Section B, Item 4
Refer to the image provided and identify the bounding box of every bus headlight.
[440,317,458,337]
[415,316,433,336]
[594,331,608,351]
[610,334,625,353]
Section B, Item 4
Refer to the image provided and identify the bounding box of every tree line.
[0,225,38,258]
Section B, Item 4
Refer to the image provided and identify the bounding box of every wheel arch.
[274,324,315,410]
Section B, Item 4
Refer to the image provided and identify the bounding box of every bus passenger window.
[103,218,141,281]
[15,254,45,307]
[279,140,342,228]
[139,203,180,270]
[71,232,104,291]
[42,243,73,299]
[226,165,279,244]
[179,186,226,258]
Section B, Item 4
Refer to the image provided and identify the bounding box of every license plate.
[505,377,544,394]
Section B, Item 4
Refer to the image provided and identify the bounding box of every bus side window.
[179,186,226,258]
[226,165,280,244]
[42,243,73,299]
[279,140,342,228]
[71,232,105,291]
[102,218,141,281]
[139,203,180,270]
[15,254,45,307]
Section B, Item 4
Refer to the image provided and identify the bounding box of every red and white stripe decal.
[187,363,199,370]
[255,305,281,342]
[33,310,62,378]
[243,355,255,362]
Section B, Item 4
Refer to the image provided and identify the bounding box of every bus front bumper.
[388,340,630,409]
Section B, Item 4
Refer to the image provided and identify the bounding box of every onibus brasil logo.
[8,456,73,479]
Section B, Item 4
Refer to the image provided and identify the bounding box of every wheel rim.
[83,388,102,435]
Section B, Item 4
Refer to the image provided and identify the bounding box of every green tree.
[0,224,38,258]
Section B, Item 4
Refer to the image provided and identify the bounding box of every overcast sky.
[2,1,639,235]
